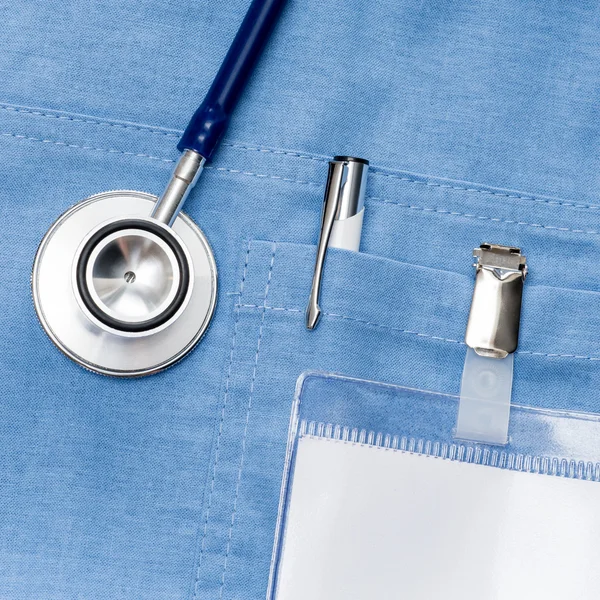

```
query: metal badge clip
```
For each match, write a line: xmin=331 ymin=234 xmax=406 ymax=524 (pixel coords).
xmin=306 ymin=156 xmax=369 ymax=330
xmin=465 ymin=243 xmax=527 ymax=359
xmin=457 ymin=243 xmax=527 ymax=445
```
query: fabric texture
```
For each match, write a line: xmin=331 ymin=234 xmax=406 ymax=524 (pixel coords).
xmin=2 ymin=0 xmax=600 ymax=598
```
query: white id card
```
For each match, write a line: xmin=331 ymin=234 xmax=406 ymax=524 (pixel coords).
xmin=269 ymin=373 xmax=600 ymax=599
xmin=275 ymin=436 xmax=600 ymax=600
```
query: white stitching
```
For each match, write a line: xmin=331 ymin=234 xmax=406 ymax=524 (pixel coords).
xmin=0 ymin=132 xmax=324 ymax=187
xmin=220 ymin=141 xmax=329 ymax=164
xmin=366 ymin=197 xmax=600 ymax=235
xmin=192 ymin=242 xmax=252 ymax=600
xmin=235 ymin=303 xmax=600 ymax=362
xmin=219 ymin=243 xmax=277 ymax=598
xmin=3 ymin=103 xmax=600 ymax=211
xmin=518 ymin=350 xmax=600 ymax=361
xmin=0 ymin=104 xmax=181 ymax=138
xmin=368 ymin=172 xmax=600 ymax=210
xmin=0 ymin=132 xmax=177 ymax=162
xmin=236 ymin=303 xmax=464 ymax=344
xmin=4 ymin=128 xmax=600 ymax=234
xmin=209 ymin=166 xmax=321 ymax=187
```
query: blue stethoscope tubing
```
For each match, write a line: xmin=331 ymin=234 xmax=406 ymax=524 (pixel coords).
xmin=180 ymin=0 xmax=286 ymax=160
xmin=32 ymin=0 xmax=287 ymax=377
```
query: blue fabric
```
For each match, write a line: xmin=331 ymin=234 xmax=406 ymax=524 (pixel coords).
xmin=2 ymin=0 xmax=600 ymax=598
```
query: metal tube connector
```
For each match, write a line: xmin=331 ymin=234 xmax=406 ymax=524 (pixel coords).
xmin=151 ymin=149 xmax=206 ymax=226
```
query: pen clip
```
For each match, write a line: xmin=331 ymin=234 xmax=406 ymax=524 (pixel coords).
xmin=306 ymin=157 xmax=369 ymax=330
xmin=306 ymin=160 xmax=345 ymax=330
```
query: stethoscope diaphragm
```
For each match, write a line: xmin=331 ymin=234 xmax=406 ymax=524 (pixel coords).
xmin=74 ymin=218 xmax=192 ymax=333
xmin=32 ymin=190 xmax=217 ymax=376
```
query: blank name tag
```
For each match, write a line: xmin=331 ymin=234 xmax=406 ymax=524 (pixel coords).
xmin=274 ymin=436 xmax=600 ymax=600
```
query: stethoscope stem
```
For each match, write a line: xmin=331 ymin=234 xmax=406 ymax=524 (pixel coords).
xmin=151 ymin=150 xmax=206 ymax=226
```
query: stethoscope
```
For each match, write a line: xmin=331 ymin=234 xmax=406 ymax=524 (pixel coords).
xmin=32 ymin=0 xmax=286 ymax=377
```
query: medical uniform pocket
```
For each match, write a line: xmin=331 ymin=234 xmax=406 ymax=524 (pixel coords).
xmin=194 ymin=238 xmax=600 ymax=599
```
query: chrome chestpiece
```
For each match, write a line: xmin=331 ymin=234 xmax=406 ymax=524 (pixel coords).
xmin=32 ymin=190 xmax=217 ymax=377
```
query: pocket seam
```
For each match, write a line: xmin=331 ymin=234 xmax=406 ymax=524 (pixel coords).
xmin=4 ymin=102 xmax=600 ymax=215
xmin=219 ymin=243 xmax=277 ymax=597
xmin=5 ymin=125 xmax=598 ymax=238
xmin=236 ymin=303 xmax=600 ymax=363
xmin=192 ymin=241 xmax=253 ymax=600
xmin=366 ymin=197 xmax=600 ymax=237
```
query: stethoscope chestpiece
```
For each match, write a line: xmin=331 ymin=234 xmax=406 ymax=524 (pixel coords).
xmin=32 ymin=190 xmax=217 ymax=377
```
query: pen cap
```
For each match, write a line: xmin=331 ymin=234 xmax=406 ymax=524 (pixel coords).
xmin=306 ymin=155 xmax=369 ymax=329
xmin=330 ymin=156 xmax=369 ymax=220
xmin=327 ymin=156 xmax=369 ymax=252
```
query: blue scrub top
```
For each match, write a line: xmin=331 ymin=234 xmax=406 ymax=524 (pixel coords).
xmin=2 ymin=1 xmax=600 ymax=598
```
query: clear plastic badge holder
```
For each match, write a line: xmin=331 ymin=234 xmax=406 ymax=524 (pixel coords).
xmin=268 ymin=372 xmax=600 ymax=600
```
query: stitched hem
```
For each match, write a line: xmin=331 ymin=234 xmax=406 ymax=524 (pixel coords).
xmin=3 ymin=129 xmax=600 ymax=237
xmin=2 ymin=101 xmax=600 ymax=212
xmin=235 ymin=303 xmax=600 ymax=362
xmin=219 ymin=243 xmax=277 ymax=598
xmin=192 ymin=242 xmax=252 ymax=600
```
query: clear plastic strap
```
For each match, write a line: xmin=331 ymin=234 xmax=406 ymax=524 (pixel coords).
xmin=456 ymin=348 xmax=514 ymax=445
